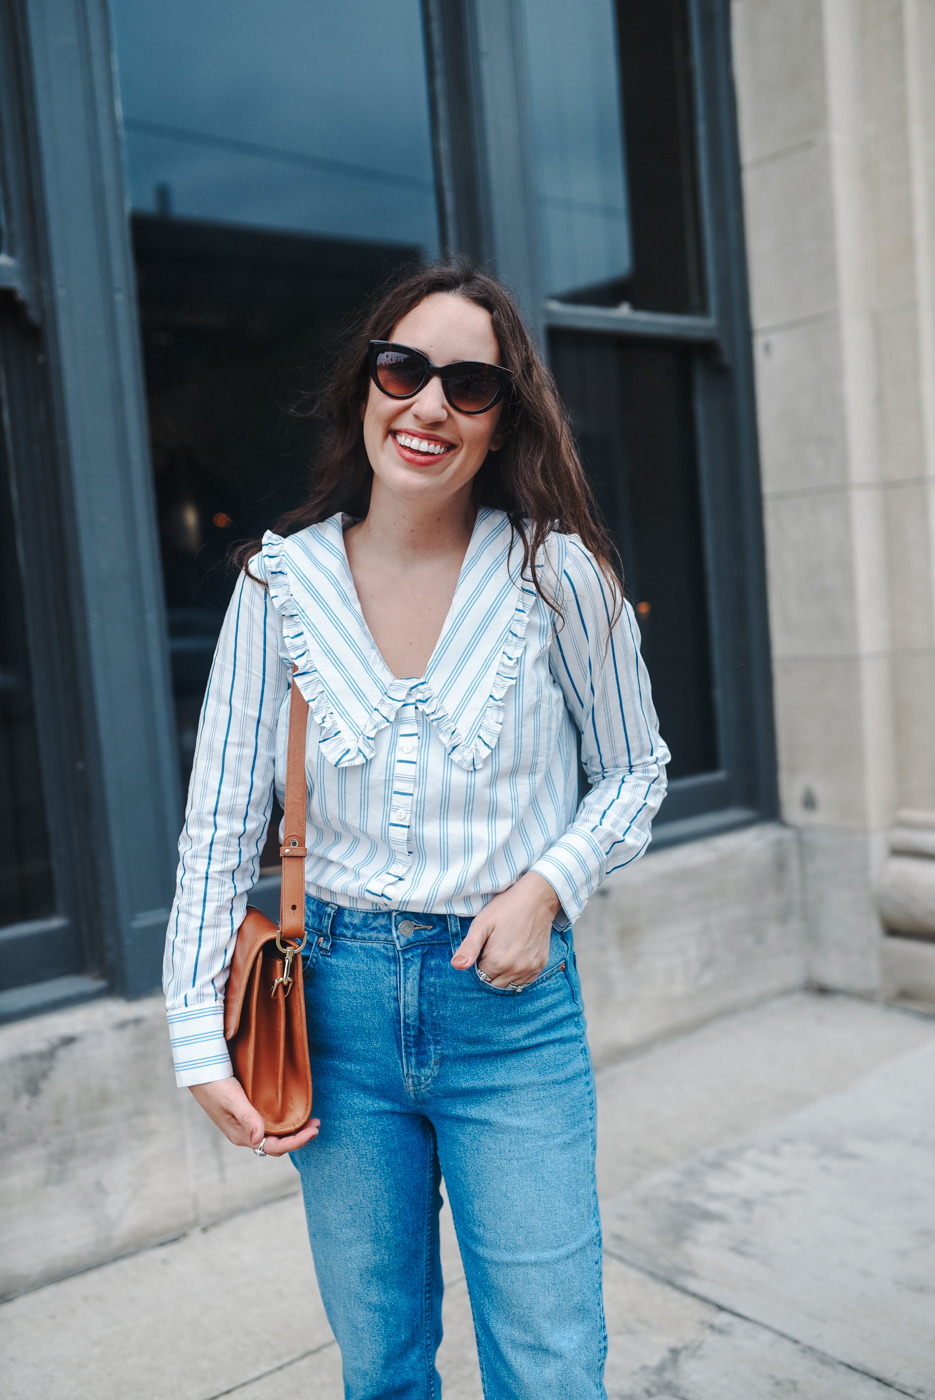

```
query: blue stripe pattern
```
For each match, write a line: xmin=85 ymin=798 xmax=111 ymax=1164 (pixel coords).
xmin=164 ymin=510 xmax=669 ymax=1086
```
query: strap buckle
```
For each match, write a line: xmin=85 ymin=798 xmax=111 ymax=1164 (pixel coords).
xmin=270 ymin=944 xmax=298 ymax=998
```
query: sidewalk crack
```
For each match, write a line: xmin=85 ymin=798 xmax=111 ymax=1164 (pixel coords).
xmin=204 ymin=1338 xmax=340 ymax=1399
xmin=603 ymin=1247 xmax=922 ymax=1399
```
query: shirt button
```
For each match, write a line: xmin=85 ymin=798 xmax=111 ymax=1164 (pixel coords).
xmin=401 ymin=741 xmax=415 ymax=755
xmin=393 ymin=807 xmax=407 ymax=821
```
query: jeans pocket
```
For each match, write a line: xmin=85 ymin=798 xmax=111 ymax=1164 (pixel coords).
xmin=473 ymin=928 xmax=570 ymax=995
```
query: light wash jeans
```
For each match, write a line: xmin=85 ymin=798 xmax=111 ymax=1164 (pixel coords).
xmin=291 ymin=895 xmax=607 ymax=1400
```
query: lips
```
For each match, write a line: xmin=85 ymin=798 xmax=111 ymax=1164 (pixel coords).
xmin=391 ymin=430 xmax=455 ymax=464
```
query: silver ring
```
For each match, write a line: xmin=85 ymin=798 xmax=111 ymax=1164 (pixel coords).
xmin=477 ymin=970 xmax=492 ymax=984
xmin=253 ymin=1136 xmax=268 ymax=1157
xmin=507 ymin=982 xmax=522 ymax=992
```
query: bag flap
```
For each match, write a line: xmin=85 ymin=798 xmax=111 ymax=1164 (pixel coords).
xmin=224 ymin=906 xmax=279 ymax=1041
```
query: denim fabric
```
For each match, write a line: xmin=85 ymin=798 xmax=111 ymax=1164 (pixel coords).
xmin=290 ymin=895 xmax=607 ymax=1400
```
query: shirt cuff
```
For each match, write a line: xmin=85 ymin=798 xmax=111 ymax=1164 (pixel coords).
xmin=167 ymin=1004 xmax=234 ymax=1088
xmin=531 ymin=828 xmax=606 ymax=924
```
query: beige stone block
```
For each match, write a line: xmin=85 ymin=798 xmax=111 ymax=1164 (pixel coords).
xmin=859 ymin=0 xmax=910 ymax=138
xmin=731 ymin=0 xmax=828 ymax=164
xmin=876 ymin=307 xmax=926 ymax=482
xmin=772 ymin=656 xmax=878 ymax=829
xmin=893 ymin=650 xmax=935 ymax=813
xmin=866 ymin=131 xmax=917 ymax=308
xmin=851 ymin=493 xmax=894 ymax=667
xmin=885 ymin=482 xmax=935 ymax=650
xmin=0 ymin=997 xmax=194 ymax=1299
xmin=754 ymin=317 xmax=848 ymax=495
xmin=741 ymin=141 xmax=838 ymax=329
xmin=574 ymin=824 xmax=804 ymax=1068
xmin=763 ymin=489 xmax=859 ymax=658
xmin=799 ymin=828 xmax=883 ymax=990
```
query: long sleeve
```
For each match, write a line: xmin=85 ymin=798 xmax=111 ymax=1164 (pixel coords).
xmin=531 ymin=535 xmax=669 ymax=923
xmin=163 ymin=570 xmax=291 ymax=1087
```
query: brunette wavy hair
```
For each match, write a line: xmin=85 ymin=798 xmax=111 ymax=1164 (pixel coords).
xmin=236 ymin=256 xmax=621 ymax=617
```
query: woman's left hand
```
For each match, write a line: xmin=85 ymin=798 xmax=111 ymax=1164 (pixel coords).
xmin=451 ymin=872 xmax=562 ymax=987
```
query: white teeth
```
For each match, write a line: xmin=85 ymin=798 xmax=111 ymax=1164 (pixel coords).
xmin=395 ymin=432 xmax=447 ymax=455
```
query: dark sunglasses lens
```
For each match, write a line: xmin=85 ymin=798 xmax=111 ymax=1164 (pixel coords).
xmin=374 ymin=349 xmax=425 ymax=398
xmin=446 ymin=368 xmax=502 ymax=412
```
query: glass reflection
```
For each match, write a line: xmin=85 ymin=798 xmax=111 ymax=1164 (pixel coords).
xmin=523 ymin=0 xmax=705 ymax=314
xmin=110 ymin=0 xmax=440 ymax=791
xmin=521 ymin=0 xmax=632 ymax=303
xmin=111 ymin=0 xmax=439 ymax=251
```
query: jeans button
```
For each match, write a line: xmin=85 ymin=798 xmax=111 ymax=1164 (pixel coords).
xmin=398 ymin=919 xmax=415 ymax=937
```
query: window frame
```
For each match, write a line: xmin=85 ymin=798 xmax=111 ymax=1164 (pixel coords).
xmin=423 ymin=0 xmax=778 ymax=844
xmin=0 ymin=0 xmax=182 ymax=1020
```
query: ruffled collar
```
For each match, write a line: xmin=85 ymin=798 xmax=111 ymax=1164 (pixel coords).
xmin=256 ymin=508 xmax=537 ymax=770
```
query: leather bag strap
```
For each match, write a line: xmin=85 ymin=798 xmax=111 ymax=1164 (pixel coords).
xmin=279 ymin=668 xmax=309 ymax=943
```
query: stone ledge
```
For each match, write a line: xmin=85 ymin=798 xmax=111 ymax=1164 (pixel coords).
xmin=575 ymin=822 xmax=806 ymax=1067
xmin=0 ymin=821 xmax=806 ymax=1296
xmin=0 ymin=990 xmax=297 ymax=1301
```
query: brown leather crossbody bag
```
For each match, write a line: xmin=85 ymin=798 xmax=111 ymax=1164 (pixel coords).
xmin=223 ymin=673 xmax=313 ymax=1135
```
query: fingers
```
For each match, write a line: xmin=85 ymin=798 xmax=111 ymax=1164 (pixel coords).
xmin=263 ymin=1118 xmax=321 ymax=1156
xmin=239 ymin=1103 xmax=267 ymax=1149
xmin=189 ymin=1079 xmax=317 ymax=1153
xmin=480 ymin=958 xmax=544 ymax=989
xmin=450 ymin=917 xmax=490 ymax=969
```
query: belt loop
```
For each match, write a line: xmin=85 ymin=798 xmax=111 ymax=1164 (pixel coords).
xmin=447 ymin=913 xmax=461 ymax=955
xmin=313 ymin=901 xmax=337 ymax=956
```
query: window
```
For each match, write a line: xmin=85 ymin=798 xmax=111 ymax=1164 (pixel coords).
xmin=517 ymin=0 xmax=775 ymax=835
xmin=110 ymin=0 xmax=441 ymax=790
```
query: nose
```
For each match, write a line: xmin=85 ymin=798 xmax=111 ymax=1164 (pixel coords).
xmin=410 ymin=374 xmax=448 ymax=423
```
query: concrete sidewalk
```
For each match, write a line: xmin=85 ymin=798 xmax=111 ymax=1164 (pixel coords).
xmin=2 ymin=991 xmax=934 ymax=1399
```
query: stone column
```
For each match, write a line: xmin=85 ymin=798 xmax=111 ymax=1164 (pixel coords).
xmin=732 ymin=0 xmax=935 ymax=996
xmin=875 ymin=0 xmax=935 ymax=993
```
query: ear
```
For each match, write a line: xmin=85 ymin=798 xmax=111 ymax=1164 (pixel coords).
xmin=489 ymin=428 xmax=507 ymax=453
xmin=359 ymin=399 xmax=367 ymax=422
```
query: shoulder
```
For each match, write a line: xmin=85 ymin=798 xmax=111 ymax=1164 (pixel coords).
xmin=248 ymin=516 xmax=345 ymax=589
xmin=538 ymin=530 xmax=621 ymax=618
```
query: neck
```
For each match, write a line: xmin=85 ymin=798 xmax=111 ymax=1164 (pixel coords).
xmin=355 ymin=479 xmax=477 ymax=562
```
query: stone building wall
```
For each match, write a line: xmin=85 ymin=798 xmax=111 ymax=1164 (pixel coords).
xmin=732 ymin=0 xmax=935 ymax=996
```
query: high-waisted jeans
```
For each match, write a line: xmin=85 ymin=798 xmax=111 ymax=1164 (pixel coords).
xmin=291 ymin=895 xmax=607 ymax=1400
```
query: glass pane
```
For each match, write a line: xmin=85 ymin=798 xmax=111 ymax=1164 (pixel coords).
xmin=0 ymin=414 xmax=55 ymax=926
xmin=521 ymin=0 xmax=632 ymax=303
xmin=523 ymin=0 xmax=705 ymax=313
xmin=550 ymin=332 xmax=716 ymax=779
xmin=112 ymin=0 xmax=439 ymax=250
xmin=110 ymin=0 xmax=440 ymax=785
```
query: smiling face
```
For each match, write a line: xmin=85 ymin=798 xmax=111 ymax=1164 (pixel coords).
xmin=361 ymin=292 xmax=505 ymax=512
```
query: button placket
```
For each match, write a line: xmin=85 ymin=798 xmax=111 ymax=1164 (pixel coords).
xmin=387 ymin=698 xmax=419 ymax=859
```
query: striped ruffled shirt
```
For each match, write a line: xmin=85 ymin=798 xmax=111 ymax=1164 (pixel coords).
xmin=164 ymin=507 xmax=669 ymax=1086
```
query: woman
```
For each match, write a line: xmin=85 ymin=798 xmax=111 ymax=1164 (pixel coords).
xmin=164 ymin=258 xmax=668 ymax=1399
